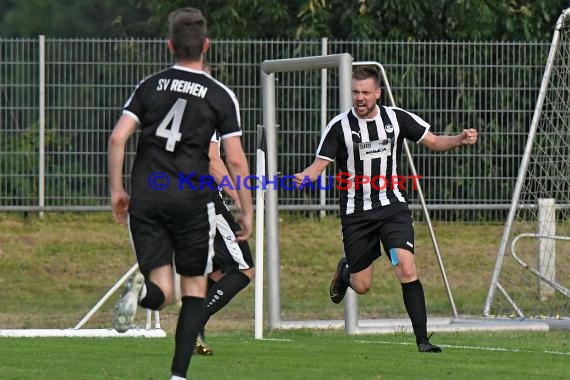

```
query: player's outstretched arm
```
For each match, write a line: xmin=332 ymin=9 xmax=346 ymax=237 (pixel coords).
xmin=420 ymin=128 xmax=478 ymax=152
xmin=293 ymin=158 xmax=331 ymax=188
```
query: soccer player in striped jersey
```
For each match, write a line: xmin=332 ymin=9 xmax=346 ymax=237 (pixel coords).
xmin=192 ymin=130 xmax=255 ymax=356
xmin=187 ymin=63 xmax=254 ymax=356
xmin=108 ymin=8 xmax=252 ymax=379
xmin=293 ymin=66 xmax=478 ymax=353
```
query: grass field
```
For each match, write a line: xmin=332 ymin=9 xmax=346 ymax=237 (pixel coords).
xmin=1 ymin=213 xmax=569 ymax=379
xmin=0 ymin=212 xmax=504 ymax=329
xmin=1 ymin=330 xmax=568 ymax=379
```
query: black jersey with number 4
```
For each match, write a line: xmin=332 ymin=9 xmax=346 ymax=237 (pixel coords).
xmin=123 ymin=65 xmax=242 ymax=205
xmin=316 ymin=105 xmax=430 ymax=216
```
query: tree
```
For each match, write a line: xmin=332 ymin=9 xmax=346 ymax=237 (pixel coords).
xmin=0 ymin=0 xmax=151 ymax=37
xmin=139 ymin=0 xmax=567 ymax=41
xmin=1 ymin=0 xmax=567 ymax=40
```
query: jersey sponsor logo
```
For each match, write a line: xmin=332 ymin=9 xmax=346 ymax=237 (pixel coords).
xmin=358 ymin=139 xmax=391 ymax=160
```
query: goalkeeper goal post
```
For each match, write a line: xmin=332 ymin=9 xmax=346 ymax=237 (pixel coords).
xmin=256 ymin=53 xmax=460 ymax=338
xmin=483 ymin=8 xmax=570 ymax=323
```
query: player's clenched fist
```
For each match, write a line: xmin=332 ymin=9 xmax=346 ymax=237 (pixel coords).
xmin=462 ymin=128 xmax=478 ymax=145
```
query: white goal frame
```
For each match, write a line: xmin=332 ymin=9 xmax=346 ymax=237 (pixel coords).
xmin=483 ymin=8 xmax=570 ymax=319
xmin=254 ymin=53 xmax=463 ymax=338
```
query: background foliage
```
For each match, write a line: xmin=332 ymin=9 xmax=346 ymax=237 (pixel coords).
xmin=1 ymin=0 xmax=567 ymax=41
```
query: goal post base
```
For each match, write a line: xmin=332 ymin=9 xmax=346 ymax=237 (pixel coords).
xmin=0 ymin=328 xmax=167 ymax=338
xmin=271 ymin=317 xmax=570 ymax=335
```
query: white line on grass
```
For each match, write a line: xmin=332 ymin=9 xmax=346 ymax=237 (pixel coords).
xmin=260 ymin=338 xmax=293 ymax=342
xmin=355 ymin=340 xmax=570 ymax=356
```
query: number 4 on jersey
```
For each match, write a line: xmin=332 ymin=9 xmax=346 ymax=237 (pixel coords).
xmin=156 ymin=98 xmax=187 ymax=152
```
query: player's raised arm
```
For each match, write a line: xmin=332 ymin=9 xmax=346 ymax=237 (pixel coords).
xmin=420 ymin=128 xmax=478 ymax=152
xmin=293 ymin=158 xmax=331 ymax=188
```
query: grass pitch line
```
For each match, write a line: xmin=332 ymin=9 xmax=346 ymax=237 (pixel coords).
xmin=356 ymin=339 xmax=570 ymax=356
xmin=259 ymin=338 xmax=293 ymax=342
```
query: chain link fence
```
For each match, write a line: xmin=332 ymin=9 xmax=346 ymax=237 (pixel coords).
xmin=0 ymin=37 xmax=549 ymax=221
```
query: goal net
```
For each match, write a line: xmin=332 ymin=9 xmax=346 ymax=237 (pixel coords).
xmin=484 ymin=8 xmax=570 ymax=319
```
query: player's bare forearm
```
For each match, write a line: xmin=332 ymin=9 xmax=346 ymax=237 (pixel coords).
xmin=228 ymin=159 xmax=252 ymax=215
xmin=230 ymin=164 xmax=253 ymax=240
xmin=108 ymin=115 xmax=138 ymax=192
xmin=221 ymin=136 xmax=253 ymax=239
xmin=221 ymin=186 xmax=240 ymax=208
xmin=108 ymin=141 xmax=126 ymax=194
xmin=108 ymin=114 xmax=138 ymax=224
xmin=208 ymin=144 xmax=241 ymax=207
xmin=421 ymin=129 xmax=478 ymax=152
xmin=108 ymin=139 xmax=129 ymax=225
xmin=293 ymin=158 xmax=331 ymax=187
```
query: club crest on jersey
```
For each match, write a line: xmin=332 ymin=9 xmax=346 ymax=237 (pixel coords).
xmin=385 ymin=124 xmax=394 ymax=133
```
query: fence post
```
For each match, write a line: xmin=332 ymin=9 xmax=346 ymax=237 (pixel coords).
xmin=319 ymin=37 xmax=328 ymax=220
xmin=38 ymin=35 xmax=46 ymax=218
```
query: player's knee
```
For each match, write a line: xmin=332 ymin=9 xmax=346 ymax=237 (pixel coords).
xmin=350 ymin=277 xmax=372 ymax=294
xmin=353 ymin=285 xmax=371 ymax=294
xmin=397 ymin=265 xmax=417 ymax=283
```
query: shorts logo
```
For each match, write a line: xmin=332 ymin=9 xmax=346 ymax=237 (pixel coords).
xmin=385 ymin=124 xmax=394 ymax=133
xmin=406 ymin=241 xmax=414 ymax=248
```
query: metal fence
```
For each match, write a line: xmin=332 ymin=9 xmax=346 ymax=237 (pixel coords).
xmin=0 ymin=37 xmax=550 ymax=221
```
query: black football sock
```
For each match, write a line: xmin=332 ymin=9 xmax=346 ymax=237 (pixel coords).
xmin=401 ymin=279 xmax=428 ymax=345
xmin=170 ymin=296 xmax=206 ymax=378
xmin=202 ymin=276 xmax=217 ymax=334
xmin=203 ymin=270 xmax=250 ymax=324
xmin=139 ymin=280 xmax=165 ymax=310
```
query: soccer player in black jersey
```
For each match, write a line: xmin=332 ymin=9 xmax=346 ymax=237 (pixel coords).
xmin=108 ymin=8 xmax=252 ymax=380
xmin=293 ymin=66 xmax=478 ymax=353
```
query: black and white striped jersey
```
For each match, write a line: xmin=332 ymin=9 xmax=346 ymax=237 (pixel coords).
xmin=316 ymin=105 xmax=430 ymax=216
xmin=123 ymin=65 xmax=242 ymax=204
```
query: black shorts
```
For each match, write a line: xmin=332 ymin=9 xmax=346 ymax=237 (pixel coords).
xmin=341 ymin=202 xmax=415 ymax=273
xmin=128 ymin=200 xmax=217 ymax=277
xmin=212 ymin=197 xmax=254 ymax=273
